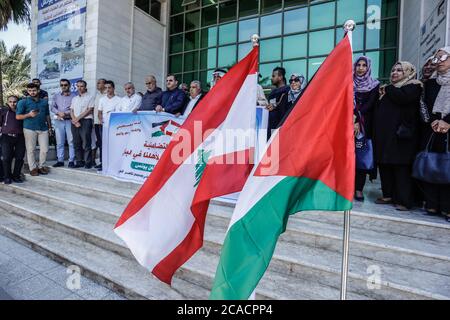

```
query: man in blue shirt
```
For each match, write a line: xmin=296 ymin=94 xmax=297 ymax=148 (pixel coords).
xmin=51 ymin=79 xmax=76 ymax=168
xmin=16 ymin=83 xmax=53 ymax=176
xmin=155 ymin=74 xmax=186 ymax=115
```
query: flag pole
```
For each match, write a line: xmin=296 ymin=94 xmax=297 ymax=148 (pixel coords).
xmin=340 ymin=20 xmax=356 ymax=301
xmin=340 ymin=210 xmax=351 ymax=300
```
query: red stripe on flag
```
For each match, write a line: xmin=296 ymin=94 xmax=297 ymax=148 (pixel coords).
xmin=152 ymin=149 xmax=254 ymax=284
xmin=115 ymin=48 xmax=258 ymax=228
xmin=255 ymin=35 xmax=355 ymax=201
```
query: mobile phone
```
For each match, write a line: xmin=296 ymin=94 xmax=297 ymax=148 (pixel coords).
xmin=32 ymin=109 xmax=40 ymax=113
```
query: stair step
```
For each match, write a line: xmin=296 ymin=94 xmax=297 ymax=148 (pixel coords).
xmin=0 ymin=189 xmax=446 ymax=299
xmin=0 ymin=208 xmax=208 ymax=300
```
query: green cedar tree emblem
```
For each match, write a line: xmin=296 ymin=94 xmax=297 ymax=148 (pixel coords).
xmin=194 ymin=149 xmax=212 ymax=187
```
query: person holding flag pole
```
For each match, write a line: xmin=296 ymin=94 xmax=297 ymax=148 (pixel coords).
xmin=209 ymin=21 xmax=357 ymax=301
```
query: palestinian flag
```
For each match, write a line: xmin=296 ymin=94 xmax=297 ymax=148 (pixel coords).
xmin=114 ymin=47 xmax=258 ymax=284
xmin=210 ymin=34 xmax=355 ymax=300
xmin=151 ymin=120 xmax=182 ymax=137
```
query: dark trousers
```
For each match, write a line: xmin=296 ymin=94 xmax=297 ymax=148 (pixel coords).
xmin=355 ymin=170 xmax=367 ymax=192
xmin=72 ymin=119 xmax=93 ymax=165
xmin=379 ymin=164 xmax=414 ymax=208
xmin=1 ymin=134 xmax=26 ymax=179
xmin=422 ymin=182 xmax=450 ymax=214
xmin=94 ymin=124 xmax=102 ymax=164
xmin=0 ymin=144 xmax=3 ymax=179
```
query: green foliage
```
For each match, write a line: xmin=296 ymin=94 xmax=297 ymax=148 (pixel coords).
xmin=1 ymin=40 xmax=31 ymax=105
xmin=0 ymin=0 xmax=31 ymax=30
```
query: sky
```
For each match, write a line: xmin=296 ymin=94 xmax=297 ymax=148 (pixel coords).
xmin=0 ymin=23 xmax=31 ymax=52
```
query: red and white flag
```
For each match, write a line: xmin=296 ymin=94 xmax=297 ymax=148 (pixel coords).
xmin=114 ymin=47 xmax=259 ymax=284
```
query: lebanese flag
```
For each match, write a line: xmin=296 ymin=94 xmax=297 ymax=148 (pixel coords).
xmin=114 ymin=47 xmax=259 ymax=284
xmin=210 ymin=34 xmax=355 ymax=300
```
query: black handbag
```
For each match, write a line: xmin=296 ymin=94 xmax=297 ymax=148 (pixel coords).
xmin=412 ymin=133 xmax=450 ymax=184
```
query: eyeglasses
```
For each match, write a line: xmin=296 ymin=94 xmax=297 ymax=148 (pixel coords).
xmin=60 ymin=84 xmax=69 ymax=87
xmin=289 ymin=78 xmax=301 ymax=84
xmin=432 ymin=54 xmax=449 ymax=64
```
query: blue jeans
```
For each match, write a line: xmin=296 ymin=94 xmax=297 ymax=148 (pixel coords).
xmin=54 ymin=119 xmax=75 ymax=162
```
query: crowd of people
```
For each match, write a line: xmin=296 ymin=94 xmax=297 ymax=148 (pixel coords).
xmin=0 ymin=46 xmax=449 ymax=222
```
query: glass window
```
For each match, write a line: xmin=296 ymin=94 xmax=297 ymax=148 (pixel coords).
xmin=366 ymin=19 xmax=397 ymax=50
xmin=260 ymin=13 xmax=282 ymax=38
xmin=183 ymin=72 xmax=198 ymax=85
xmin=171 ymin=0 xmax=183 ymax=15
xmin=219 ymin=0 xmax=237 ymax=23
xmin=199 ymin=70 xmax=209 ymax=89
xmin=284 ymin=0 xmax=308 ymax=8
xmin=150 ymin=1 xmax=161 ymax=21
xmin=260 ymin=38 xmax=282 ymax=63
xmin=336 ymin=24 xmax=364 ymax=52
xmin=239 ymin=0 xmax=259 ymax=17
xmin=283 ymin=59 xmax=307 ymax=80
xmin=202 ymin=5 xmax=217 ymax=27
xmin=184 ymin=30 xmax=200 ymax=51
xmin=218 ymin=22 xmax=237 ymax=45
xmin=200 ymin=48 xmax=217 ymax=69
xmin=308 ymin=57 xmax=326 ymax=80
xmin=238 ymin=42 xmax=253 ymax=60
xmin=202 ymin=0 xmax=217 ymax=6
xmin=284 ymin=7 xmax=308 ymax=34
xmin=259 ymin=62 xmax=280 ymax=86
xmin=380 ymin=19 xmax=398 ymax=48
xmin=184 ymin=51 xmax=199 ymax=72
xmin=366 ymin=49 xmax=397 ymax=79
xmin=135 ymin=0 xmax=149 ymax=14
xmin=185 ymin=10 xmax=200 ymax=31
xmin=218 ymin=45 xmax=237 ymax=68
xmin=368 ymin=0 xmax=399 ymax=19
xmin=283 ymin=34 xmax=307 ymax=60
xmin=238 ymin=18 xmax=258 ymax=42
xmin=201 ymin=26 xmax=217 ymax=48
xmin=309 ymin=2 xmax=336 ymax=30
xmin=170 ymin=34 xmax=184 ymax=54
xmin=309 ymin=29 xmax=334 ymax=56
xmin=170 ymin=15 xmax=184 ymax=34
xmin=337 ymin=0 xmax=365 ymax=25
xmin=169 ymin=54 xmax=183 ymax=74
xmin=261 ymin=0 xmax=282 ymax=14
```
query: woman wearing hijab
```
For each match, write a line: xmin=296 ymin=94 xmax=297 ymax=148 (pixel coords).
xmin=285 ymin=74 xmax=305 ymax=111
xmin=421 ymin=56 xmax=437 ymax=82
xmin=374 ymin=61 xmax=423 ymax=211
xmin=353 ymin=56 xmax=380 ymax=201
xmin=421 ymin=47 xmax=450 ymax=221
xmin=276 ymin=74 xmax=306 ymax=128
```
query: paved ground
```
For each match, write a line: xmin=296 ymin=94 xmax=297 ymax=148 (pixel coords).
xmin=0 ymin=234 xmax=126 ymax=300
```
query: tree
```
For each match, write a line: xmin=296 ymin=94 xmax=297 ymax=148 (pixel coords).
xmin=0 ymin=0 xmax=31 ymax=104
xmin=0 ymin=0 xmax=31 ymax=30
xmin=0 ymin=40 xmax=31 ymax=105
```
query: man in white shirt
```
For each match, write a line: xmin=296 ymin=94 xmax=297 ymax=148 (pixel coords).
xmin=182 ymin=80 xmax=204 ymax=117
xmin=92 ymin=78 xmax=106 ymax=169
xmin=97 ymin=80 xmax=122 ymax=171
xmin=119 ymin=82 xmax=142 ymax=112
xmin=70 ymin=80 xmax=95 ymax=169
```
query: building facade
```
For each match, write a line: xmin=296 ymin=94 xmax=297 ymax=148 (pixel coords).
xmin=31 ymin=0 xmax=449 ymax=95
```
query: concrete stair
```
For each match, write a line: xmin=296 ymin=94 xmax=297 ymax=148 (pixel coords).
xmin=0 ymin=167 xmax=449 ymax=300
